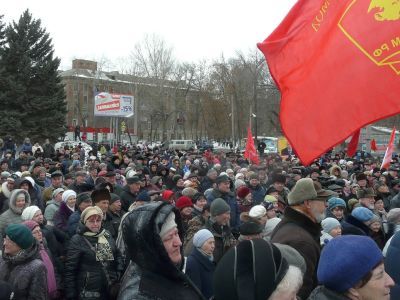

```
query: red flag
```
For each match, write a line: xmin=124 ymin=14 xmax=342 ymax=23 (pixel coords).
xmin=381 ymin=127 xmax=396 ymax=170
xmin=346 ymin=129 xmax=360 ymax=157
xmin=257 ymin=0 xmax=400 ymax=165
xmin=370 ymin=139 xmax=378 ymax=151
xmin=244 ymin=126 xmax=259 ymax=165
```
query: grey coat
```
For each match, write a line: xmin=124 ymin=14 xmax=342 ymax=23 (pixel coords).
xmin=308 ymin=286 xmax=350 ymax=300
xmin=0 ymin=241 xmax=48 ymax=300
xmin=0 ymin=189 xmax=31 ymax=241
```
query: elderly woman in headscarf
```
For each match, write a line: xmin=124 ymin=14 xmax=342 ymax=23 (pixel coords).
xmin=53 ymin=190 xmax=77 ymax=232
xmin=64 ymin=206 xmax=123 ymax=300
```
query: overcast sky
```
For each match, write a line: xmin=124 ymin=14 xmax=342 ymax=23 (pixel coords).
xmin=3 ymin=0 xmax=296 ymax=70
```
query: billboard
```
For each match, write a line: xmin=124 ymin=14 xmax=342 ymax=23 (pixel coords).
xmin=94 ymin=92 xmax=134 ymax=117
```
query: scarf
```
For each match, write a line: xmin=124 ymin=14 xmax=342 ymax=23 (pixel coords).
xmin=197 ymin=247 xmax=214 ymax=262
xmin=39 ymin=244 xmax=57 ymax=295
xmin=83 ymin=229 xmax=114 ymax=262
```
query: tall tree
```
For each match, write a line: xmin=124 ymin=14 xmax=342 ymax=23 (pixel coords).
xmin=0 ymin=10 xmax=66 ymax=143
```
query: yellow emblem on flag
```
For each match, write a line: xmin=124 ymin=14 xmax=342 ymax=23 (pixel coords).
xmin=338 ymin=0 xmax=400 ymax=75
xmin=368 ymin=0 xmax=400 ymax=21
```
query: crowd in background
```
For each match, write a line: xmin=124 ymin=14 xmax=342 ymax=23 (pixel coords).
xmin=0 ymin=136 xmax=398 ymax=299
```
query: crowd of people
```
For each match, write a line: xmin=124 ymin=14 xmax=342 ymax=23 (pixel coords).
xmin=0 ymin=137 xmax=399 ymax=300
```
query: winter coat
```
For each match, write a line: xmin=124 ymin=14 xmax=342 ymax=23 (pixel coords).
xmin=67 ymin=209 xmax=82 ymax=237
xmin=341 ymin=215 xmax=369 ymax=236
xmin=248 ymin=184 xmax=266 ymax=205
xmin=0 ymin=241 xmax=48 ymax=300
xmin=0 ymin=189 xmax=30 ymax=241
xmin=271 ymin=206 xmax=321 ymax=300
xmin=200 ymin=177 xmax=214 ymax=193
xmin=185 ymin=247 xmax=215 ymax=299
xmin=206 ymin=188 xmax=240 ymax=231
xmin=385 ymin=230 xmax=400 ymax=300
xmin=307 ymin=286 xmax=350 ymax=300
xmin=120 ymin=186 xmax=137 ymax=212
xmin=44 ymin=200 xmax=61 ymax=225
xmin=103 ymin=210 xmax=122 ymax=240
xmin=118 ymin=202 xmax=205 ymax=300
xmin=43 ymin=143 xmax=55 ymax=159
xmin=53 ymin=201 xmax=74 ymax=232
xmin=64 ymin=223 xmax=123 ymax=300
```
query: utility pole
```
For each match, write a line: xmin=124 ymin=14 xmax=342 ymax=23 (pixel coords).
xmin=231 ymin=94 xmax=235 ymax=149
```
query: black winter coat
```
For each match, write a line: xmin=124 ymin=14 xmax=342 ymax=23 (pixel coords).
xmin=186 ymin=247 xmax=215 ymax=299
xmin=341 ymin=215 xmax=369 ymax=236
xmin=64 ymin=224 xmax=123 ymax=300
xmin=103 ymin=210 xmax=122 ymax=240
xmin=120 ymin=186 xmax=137 ymax=212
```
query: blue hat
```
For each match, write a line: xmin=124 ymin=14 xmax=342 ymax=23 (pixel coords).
xmin=351 ymin=207 xmax=374 ymax=222
xmin=328 ymin=197 xmax=346 ymax=211
xmin=137 ymin=191 xmax=150 ymax=202
xmin=317 ymin=235 xmax=383 ymax=292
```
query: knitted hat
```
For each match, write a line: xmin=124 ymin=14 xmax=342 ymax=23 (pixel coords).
xmin=23 ymin=220 xmax=40 ymax=231
xmin=328 ymin=197 xmax=346 ymax=211
xmin=249 ymin=205 xmax=266 ymax=219
xmin=317 ymin=235 xmax=383 ymax=292
xmin=240 ymin=221 xmax=264 ymax=235
xmin=237 ymin=186 xmax=251 ymax=199
xmin=80 ymin=206 xmax=103 ymax=224
xmin=5 ymin=224 xmax=35 ymax=250
xmin=213 ymin=239 xmax=288 ymax=300
xmin=347 ymin=198 xmax=360 ymax=211
xmin=321 ymin=217 xmax=341 ymax=234
xmin=110 ymin=193 xmax=120 ymax=205
xmin=234 ymin=179 xmax=246 ymax=190
xmin=351 ymin=207 xmax=375 ymax=222
xmin=176 ymin=196 xmax=193 ymax=210
xmin=137 ymin=191 xmax=150 ymax=202
xmin=216 ymin=174 xmax=230 ymax=184
xmin=21 ymin=205 xmax=41 ymax=221
xmin=51 ymin=188 xmax=64 ymax=199
xmin=162 ymin=190 xmax=174 ymax=201
xmin=264 ymin=195 xmax=278 ymax=203
xmin=159 ymin=212 xmax=177 ymax=239
xmin=193 ymin=229 xmax=214 ymax=248
xmin=76 ymin=192 xmax=92 ymax=207
xmin=210 ymin=198 xmax=230 ymax=217
xmin=91 ymin=188 xmax=111 ymax=203
xmin=287 ymin=178 xmax=317 ymax=205
xmin=62 ymin=190 xmax=77 ymax=203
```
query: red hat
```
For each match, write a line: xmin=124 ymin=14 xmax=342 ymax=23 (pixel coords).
xmin=237 ymin=186 xmax=251 ymax=199
xmin=176 ymin=196 xmax=193 ymax=210
xmin=98 ymin=170 xmax=107 ymax=177
xmin=162 ymin=190 xmax=174 ymax=201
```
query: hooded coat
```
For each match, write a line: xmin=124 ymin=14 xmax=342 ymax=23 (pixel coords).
xmin=0 ymin=189 xmax=30 ymax=241
xmin=0 ymin=241 xmax=48 ymax=300
xmin=0 ymin=181 xmax=13 ymax=213
xmin=118 ymin=202 xmax=205 ymax=300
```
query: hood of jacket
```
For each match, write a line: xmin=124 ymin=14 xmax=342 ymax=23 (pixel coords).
xmin=1 ymin=181 xmax=11 ymax=199
xmin=9 ymin=189 xmax=31 ymax=214
xmin=121 ymin=201 xmax=185 ymax=280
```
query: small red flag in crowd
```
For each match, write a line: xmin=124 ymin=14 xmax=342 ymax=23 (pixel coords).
xmin=381 ymin=127 xmax=396 ymax=170
xmin=347 ymin=129 xmax=360 ymax=157
xmin=244 ymin=126 xmax=259 ymax=165
xmin=257 ymin=0 xmax=400 ymax=165
xmin=370 ymin=139 xmax=378 ymax=152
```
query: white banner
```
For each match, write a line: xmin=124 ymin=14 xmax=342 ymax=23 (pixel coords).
xmin=94 ymin=92 xmax=134 ymax=117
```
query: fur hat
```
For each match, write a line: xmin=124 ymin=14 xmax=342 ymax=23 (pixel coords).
xmin=356 ymin=188 xmax=376 ymax=199
xmin=213 ymin=239 xmax=288 ymax=300
xmin=288 ymin=178 xmax=317 ymax=205
xmin=91 ymin=188 xmax=111 ymax=203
